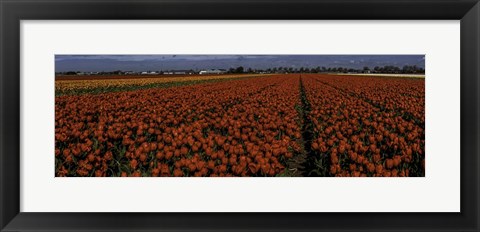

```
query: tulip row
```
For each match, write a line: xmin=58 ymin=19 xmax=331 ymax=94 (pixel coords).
xmin=55 ymin=74 xmax=267 ymax=96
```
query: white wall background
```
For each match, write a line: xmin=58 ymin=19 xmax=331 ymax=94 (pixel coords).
xmin=20 ymin=20 xmax=460 ymax=212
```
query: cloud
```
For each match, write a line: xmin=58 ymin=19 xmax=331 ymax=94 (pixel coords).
xmin=55 ymin=55 xmax=279 ymax=62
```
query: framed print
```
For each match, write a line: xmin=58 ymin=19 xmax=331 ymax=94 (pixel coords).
xmin=1 ymin=0 xmax=479 ymax=231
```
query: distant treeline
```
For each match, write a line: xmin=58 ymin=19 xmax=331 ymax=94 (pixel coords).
xmin=243 ymin=65 xmax=425 ymax=74
xmin=56 ymin=65 xmax=425 ymax=75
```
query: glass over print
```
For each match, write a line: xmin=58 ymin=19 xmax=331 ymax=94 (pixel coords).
xmin=55 ymin=55 xmax=425 ymax=178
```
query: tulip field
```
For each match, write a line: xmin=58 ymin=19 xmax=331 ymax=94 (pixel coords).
xmin=55 ymin=74 xmax=425 ymax=177
xmin=302 ymin=74 xmax=424 ymax=177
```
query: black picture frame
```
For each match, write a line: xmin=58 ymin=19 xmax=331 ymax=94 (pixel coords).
xmin=1 ymin=0 xmax=479 ymax=231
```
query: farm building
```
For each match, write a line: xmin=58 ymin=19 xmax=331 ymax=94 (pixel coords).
xmin=199 ymin=69 xmax=227 ymax=75
xmin=141 ymin=71 xmax=159 ymax=75
xmin=163 ymin=70 xmax=194 ymax=75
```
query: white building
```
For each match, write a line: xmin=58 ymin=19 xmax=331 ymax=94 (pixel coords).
xmin=141 ymin=71 xmax=158 ymax=75
xmin=199 ymin=69 xmax=226 ymax=75
xmin=163 ymin=70 xmax=192 ymax=75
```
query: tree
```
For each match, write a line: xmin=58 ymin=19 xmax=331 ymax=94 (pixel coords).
xmin=235 ymin=66 xmax=244 ymax=73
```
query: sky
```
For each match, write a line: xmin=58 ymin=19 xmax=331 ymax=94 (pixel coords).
xmin=55 ymin=55 xmax=425 ymax=72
